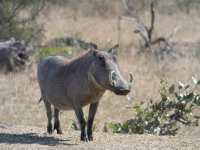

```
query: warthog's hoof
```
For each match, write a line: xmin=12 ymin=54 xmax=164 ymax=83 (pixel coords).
xmin=56 ymin=129 xmax=63 ymax=134
xmin=88 ymin=136 xmax=93 ymax=141
xmin=80 ymin=128 xmax=89 ymax=142
xmin=81 ymin=131 xmax=89 ymax=142
xmin=47 ymin=125 xmax=53 ymax=134
xmin=87 ymin=130 xmax=93 ymax=141
xmin=80 ymin=136 xmax=89 ymax=142
xmin=54 ymin=123 xmax=63 ymax=134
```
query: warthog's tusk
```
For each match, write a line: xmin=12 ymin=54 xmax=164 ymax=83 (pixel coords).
xmin=109 ymin=70 xmax=116 ymax=86
xmin=126 ymin=95 xmax=131 ymax=102
xmin=129 ymin=72 xmax=133 ymax=83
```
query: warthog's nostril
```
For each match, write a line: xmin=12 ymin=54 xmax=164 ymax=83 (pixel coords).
xmin=115 ymin=86 xmax=131 ymax=95
xmin=123 ymin=84 xmax=131 ymax=92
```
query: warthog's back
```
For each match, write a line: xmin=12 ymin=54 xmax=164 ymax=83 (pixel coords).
xmin=37 ymin=56 xmax=66 ymax=83
xmin=37 ymin=56 xmax=73 ymax=109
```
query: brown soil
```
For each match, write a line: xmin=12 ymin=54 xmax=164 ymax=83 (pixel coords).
xmin=0 ymin=124 xmax=200 ymax=150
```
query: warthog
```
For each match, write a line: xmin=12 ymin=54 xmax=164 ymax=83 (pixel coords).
xmin=37 ymin=45 xmax=133 ymax=141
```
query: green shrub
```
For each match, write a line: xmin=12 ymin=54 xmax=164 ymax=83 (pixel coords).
xmin=104 ymin=78 xmax=200 ymax=136
xmin=36 ymin=47 xmax=74 ymax=60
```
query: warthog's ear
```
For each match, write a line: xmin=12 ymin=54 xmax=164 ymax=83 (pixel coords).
xmin=92 ymin=50 xmax=98 ymax=57
xmin=107 ymin=44 xmax=119 ymax=56
xmin=89 ymin=44 xmax=97 ymax=51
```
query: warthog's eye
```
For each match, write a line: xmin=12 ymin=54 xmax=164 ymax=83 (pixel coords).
xmin=98 ymin=55 xmax=105 ymax=67
xmin=93 ymin=51 xmax=106 ymax=67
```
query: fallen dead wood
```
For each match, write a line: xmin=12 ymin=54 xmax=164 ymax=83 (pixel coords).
xmin=0 ymin=38 xmax=33 ymax=72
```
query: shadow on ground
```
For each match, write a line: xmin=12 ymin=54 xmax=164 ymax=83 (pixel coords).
xmin=0 ymin=133 xmax=76 ymax=146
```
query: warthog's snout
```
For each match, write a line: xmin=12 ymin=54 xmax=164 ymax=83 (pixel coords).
xmin=110 ymin=71 xmax=132 ymax=95
xmin=114 ymin=85 xmax=131 ymax=95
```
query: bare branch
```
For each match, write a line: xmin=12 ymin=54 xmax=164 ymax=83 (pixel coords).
xmin=151 ymin=37 xmax=168 ymax=46
xmin=120 ymin=16 xmax=150 ymax=45
xmin=167 ymin=25 xmax=181 ymax=42
xmin=121 ymin=0 xmax=132 ymax=15
xmin=121 ymin=0 xmax=129 ymax=12
xmin=148 ymin=1 xmax=155 ymax=41
xmin=117 ymin=16 xmax=121 ymax=46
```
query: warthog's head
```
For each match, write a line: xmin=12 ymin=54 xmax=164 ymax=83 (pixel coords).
xmin=89 ymin=44 xmax=133 ymax=95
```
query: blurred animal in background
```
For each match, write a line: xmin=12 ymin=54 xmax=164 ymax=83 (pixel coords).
xmin=0 ymin=38 xmax=33 ymax=72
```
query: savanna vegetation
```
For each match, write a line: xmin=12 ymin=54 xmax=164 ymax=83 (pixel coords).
xmin=0 ymin=0 xmax=200 ymax=149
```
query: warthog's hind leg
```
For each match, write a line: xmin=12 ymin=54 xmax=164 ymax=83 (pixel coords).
xmin=54 ymin=108 xmax=63 ymax=134
xmin=73 ymin=103 xmax=88 ymax=142
xmin=44 ymin=100 xmax=53 ymax=134
xmin=87 ymin=102 xmax=99 ymax=141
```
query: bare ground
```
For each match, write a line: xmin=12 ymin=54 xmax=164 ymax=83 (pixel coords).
xmin=0 ymin=124 xmax=200 ymax=150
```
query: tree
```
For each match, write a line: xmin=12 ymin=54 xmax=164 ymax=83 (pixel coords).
xmin=0 ymin=0 xmax=45 ymax=45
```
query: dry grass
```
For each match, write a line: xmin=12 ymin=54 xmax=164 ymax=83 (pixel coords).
xmin=0 ymin=6 xmax=200 ymax=149
xmin=39 ymin=6 xmax=200 ymax=45
xmin=1 ymin=43 xmax=200 ymax=131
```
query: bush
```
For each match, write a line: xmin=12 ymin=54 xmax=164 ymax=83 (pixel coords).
xmin=46 ymin=36 xmax=97 ymax=50
xmin=36 ymin=47 xmax=74 ymax=60
xmin=104 ymin=78 xmax=200 ymax=135
xmin=37 ymin=36 xmax=97 ymax=60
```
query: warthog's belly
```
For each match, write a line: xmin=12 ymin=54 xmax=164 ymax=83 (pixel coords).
xmin=46 ymin=97 xmax=73 ymax=110
xmin=54 ymin=105 xmax=73 ymax=110
xmin=47 ymin=94 xmax=103 ymax=111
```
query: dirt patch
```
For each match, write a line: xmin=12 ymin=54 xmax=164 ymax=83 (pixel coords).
xmin=0 ymin=124 xmax=199 ymax=150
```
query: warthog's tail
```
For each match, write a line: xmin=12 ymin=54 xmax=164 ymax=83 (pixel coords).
xmin=38 ymin=97 xmax=43 ymax=104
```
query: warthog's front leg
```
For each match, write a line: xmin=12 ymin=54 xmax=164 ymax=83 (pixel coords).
xmin=73 ymin=103 xmax=88 ymax=142
xmin=87 ymin=102 xmax=99 ymax=141
xmin=54 ymin=108 xmax=63 ymax=134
